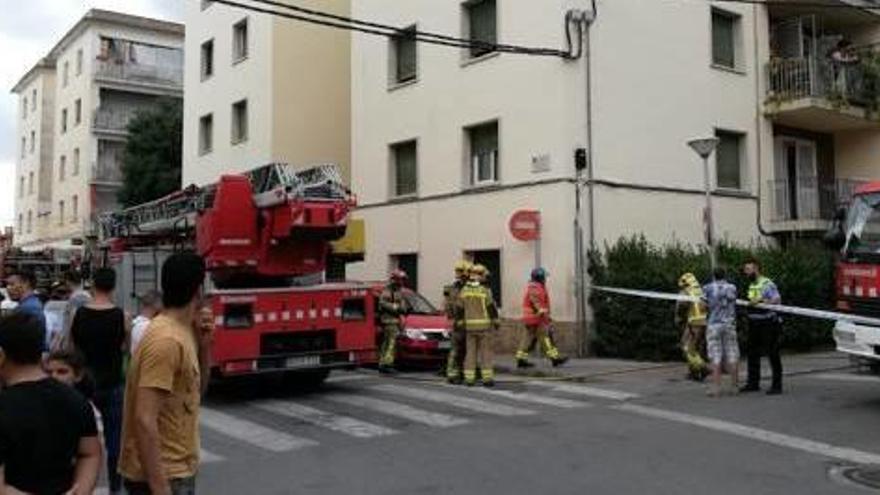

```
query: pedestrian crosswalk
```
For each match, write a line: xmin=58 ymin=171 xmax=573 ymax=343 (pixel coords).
xmin=194 ymin=377 xmax=635 ymax=465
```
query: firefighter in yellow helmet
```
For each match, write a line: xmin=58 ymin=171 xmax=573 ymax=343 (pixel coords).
xmin=378 ymin=269 xmax=409 ymax=374
xmin=675 ymin=272 xmax=709 ymax=381
xmin=456 ymin=264 xmax=498 ymax=387
xmin=443 ymin=260 xmax=471 ymax=384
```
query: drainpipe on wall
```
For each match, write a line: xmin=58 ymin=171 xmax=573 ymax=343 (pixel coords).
xmin=753 ymin=4 xmax=773 ymax=239
xmin=574 ymin=2 xmax=597 ymax=358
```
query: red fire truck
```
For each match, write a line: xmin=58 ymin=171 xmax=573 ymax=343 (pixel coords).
xmin=827 ymin=182 xmax=880 ymax=364
xmin=99 ymin=163 xmax=376 ymax=384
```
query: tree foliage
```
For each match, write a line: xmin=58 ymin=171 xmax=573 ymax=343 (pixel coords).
xmin=118 ymin=98 xmax=183 ymax=207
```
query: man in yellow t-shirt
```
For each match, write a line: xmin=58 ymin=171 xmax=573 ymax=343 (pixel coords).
xmin=119 ymin=253 xmax=213 ymax=495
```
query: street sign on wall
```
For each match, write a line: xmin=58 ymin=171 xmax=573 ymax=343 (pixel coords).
xmin=509 ymin=210 xmax=541 ymax=242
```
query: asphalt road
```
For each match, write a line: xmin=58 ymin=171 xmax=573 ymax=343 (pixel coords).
xmin=184 ymin=356 xmax=880 ymax=494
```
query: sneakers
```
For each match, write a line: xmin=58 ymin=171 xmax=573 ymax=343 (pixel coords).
xmin=766 ymin=388 xmax=783 ymax=396
xmin=516 ymin=359 xmax=535 ymax=369
xmin=551 ymin=356 xmax=569 ymax=368
xmin=739 ymin=385 xmax=760 ymax=393
xmin=378 ymin=365 xmax=397 ymax=375
xmin=447 ymin=376 xmax=463 ymax=385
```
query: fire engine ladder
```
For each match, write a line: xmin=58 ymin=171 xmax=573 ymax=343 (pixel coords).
xmin=98 ymin=163 xmax=348 ymax=242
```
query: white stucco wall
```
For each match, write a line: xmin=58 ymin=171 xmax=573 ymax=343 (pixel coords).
xmin=835 ymin=130 xmax=880 ymax=181
xmin=183 ymin=2 xmax=274 ymax=186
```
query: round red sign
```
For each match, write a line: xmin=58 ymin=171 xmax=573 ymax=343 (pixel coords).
xmin=509 ymin=210 xmax=541 ymax=242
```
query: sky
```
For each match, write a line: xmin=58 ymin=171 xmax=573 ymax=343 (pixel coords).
xmin=0 ymin=0 xmax=184 ymax=228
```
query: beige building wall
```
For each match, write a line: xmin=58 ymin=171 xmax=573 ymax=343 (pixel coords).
xmin=835 ymin=130 xmax=880 ymax=181
xmin=183 ymin=0 xmax=352 ymax=186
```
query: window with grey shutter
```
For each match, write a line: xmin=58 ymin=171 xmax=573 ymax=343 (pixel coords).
xmin=712 ymin=10 xmax=737 ymax=69
xmin=715 ymin=130 xmax=744 ymax=190
xmin=466 ymin=0 xmax=497 ymax=58
xmin=391 ymin=140 xmax=418 ymax=197
xmin=393 ymin=27 xmax=417 ymax=83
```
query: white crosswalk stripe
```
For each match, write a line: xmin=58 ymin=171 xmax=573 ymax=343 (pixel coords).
xmin=530 ymin=382 xmax=640 ymax=401
xmin=464 ymin=387 xmax=592 ymax=409
xmin=372 ymin=384 xmax=535 ymax=416
xmin=200 ymin=407 xmax=318 ymax=452
xmin=255 ymin=400 xmax=398 ymax=438
xmin=326 ymin=393 xmax=470 ymax=428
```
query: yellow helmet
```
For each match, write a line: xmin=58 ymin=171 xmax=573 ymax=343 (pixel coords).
xmin=470 ymin=264 xmax=488 ymax=277
xmin=454 ymin=260 xmax=471 ymax=273
xmin=678 ymin=272 xmax=698 ymax=288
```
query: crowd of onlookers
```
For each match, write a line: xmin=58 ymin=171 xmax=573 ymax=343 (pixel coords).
xmin=0 ymin=252 xmax=210 ymax=495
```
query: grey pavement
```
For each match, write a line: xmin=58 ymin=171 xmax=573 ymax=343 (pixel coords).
xmin=186 ymin=352 xmax=879 ymax=494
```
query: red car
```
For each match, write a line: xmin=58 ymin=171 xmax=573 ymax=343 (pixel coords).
xmin=373 ymin=286 xmax=452 ymax=368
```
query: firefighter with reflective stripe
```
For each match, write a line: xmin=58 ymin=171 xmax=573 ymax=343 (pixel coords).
xmin=378 ymin=270 xmax=408 ymax=374
xmin=457 ymin=264 xmax=498 ymax=387
xmin=675 ymin=272 xmax=709 ymax=381
xmin=443 ymin=260 xmax=471 ymax=384
xmin=516 ymin=268 xmax=568 ymax=369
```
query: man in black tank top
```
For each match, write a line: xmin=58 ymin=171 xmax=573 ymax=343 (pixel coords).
xmin=71 ymin=267 xmax=128 ymax=494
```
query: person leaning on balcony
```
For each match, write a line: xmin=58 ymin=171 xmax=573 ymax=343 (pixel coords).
xmin=828 ymin=39 xmax=859 ymax=91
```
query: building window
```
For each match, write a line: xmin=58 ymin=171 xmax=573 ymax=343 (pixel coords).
xmin=233 ymin=18 xmax=249 ymax=63
xmin=390 ymin=253 xmax=419 ymax=291
xmin=201 ymin=39 xmax=214 ymax=80
xmin=715 ymin=130 xmax=745 ymax=190
xmin=26 ymin=211 xmax=32 ymax=234
xmin=73 ymin=148 xmax=80 ymax=176
xmin=71 ymin=195 xmax=78 ymax=224
xmin=201 ymin=0 xmax=213 ymax=10
xmin=19 ymin=177 xmax=24 ymax=198
xmin=22 ymin=97 xmax=27 ymax=119
xmin=466 ymin=121 xmax=499 ymax=186
xmin=199 ymin=114 xmax=213 ymax=155
xmin=61 ymin=108 xmax=68 ymax=133
xmin=76 ymin=49 xmax=83 ymax=75
xmin=74 ymin=99 xmax=82 ymax=126
xmin=31 ymin=89 xmax=36 ymax=111
xmin=29 ymin=131 xmax=35 ymax=154
xmin=59 ymin=155 xmax=66 ymax=182
xmin=464 ymin=0 xmax=497 ymax=59
xmin=231 ymin=100 xmax=248 ymax=144
xmin=20 ymin=137 xmax=25 ymax=159
xmin=63 ymin=61 xmax=69 ymax=87
xmin=712 ymin=9 xmax=740 ymax=70
xmin=27 ymin=172 xmax=33 ymax=195
xmin=58 ymin=201 xmax=65 ymax=226
xmin=391 ymin=26 xmax=417 ymax=84
xmin=465 ymin=249 xmax=501 ymax=306
xmin=390 ymin=140 xmax=418 ymax=197
xmin=17 ymin=214 xmax=22 ymax=234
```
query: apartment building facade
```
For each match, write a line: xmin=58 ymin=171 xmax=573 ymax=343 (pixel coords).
xmin=11 ymin=9 xmax=184 ymax=249
xmin=349 ymin=0 xmax=880 ymax=352
xmin=182 ymin=0 xmax=351 ymax=186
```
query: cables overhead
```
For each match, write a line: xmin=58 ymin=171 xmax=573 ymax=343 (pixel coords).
xmin=209 ymin=0 xmax=589 ymax=59
xmin=710 ymin=0 xmax=880 ymax=10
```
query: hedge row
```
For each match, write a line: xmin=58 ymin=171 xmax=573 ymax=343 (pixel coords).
xmin=587 ymin=236 xmax=835 ymax=361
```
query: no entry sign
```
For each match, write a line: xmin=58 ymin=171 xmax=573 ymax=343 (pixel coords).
xmin=509 ymin=210 xmax=541 ymax=242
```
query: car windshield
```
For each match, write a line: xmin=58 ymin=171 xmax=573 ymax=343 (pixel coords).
xmin=403 ymin=290 xmax=439 ymax=315
xmin=844 ymin=192 xmax=880 ymax=259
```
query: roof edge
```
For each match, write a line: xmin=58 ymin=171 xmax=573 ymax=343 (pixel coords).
xmin=47 ymin=8 xmax=184 ymax=59
xmin=11 ymin=58 xmax=56 ymax=94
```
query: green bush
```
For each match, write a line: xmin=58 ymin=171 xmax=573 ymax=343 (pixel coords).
xmin=588 ymin=236 xmax=835 ymax=361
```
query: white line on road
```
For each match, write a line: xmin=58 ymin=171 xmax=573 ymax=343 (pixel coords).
xmin=372 ymin=384 xmax=535 ymax=416
xmin=530 ymin=382 xmax=640 ymax=401
xmin=327 ymin=374 xmax=372 ymax=383
xmin=200 ymin=407 xmax=318 ymax=452
xmin=326 ymin=394 xmax=470 ymax=428
xmin=464 ymin=387 xmax=592 ymax=409
xmin=812 ymin=373 xmax=880 ymax=384
xmin=200 ymin=448 xmax=225 ymax=463
xmin=255 ymin=400 xmax=398 ymax=438
xmin=616 ymin=403 xmax=880 ymax=465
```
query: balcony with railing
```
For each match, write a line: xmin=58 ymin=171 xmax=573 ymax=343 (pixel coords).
xmin=766 ymin=177 xmax=866 ymax=231
xmin=92 ymin=106 xmax=145 ymax=135
xmin=93 ymin=39 xmax=183 ymax=91
xmin=91 ymin=160 xmax=124 ymax=186
xmin=765 ymin=16 xmax=880 ymax=132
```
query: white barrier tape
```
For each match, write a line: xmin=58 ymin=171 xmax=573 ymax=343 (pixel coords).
xmin=592 ymin=286 xmax=880 ymax=328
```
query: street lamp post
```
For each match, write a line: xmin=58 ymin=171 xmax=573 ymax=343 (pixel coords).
xmin=687 ymin=137 xmax=720 ymax=275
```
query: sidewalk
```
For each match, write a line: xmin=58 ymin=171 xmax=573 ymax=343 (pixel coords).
xmin=494 ymin=351 xmax=855 ymax=383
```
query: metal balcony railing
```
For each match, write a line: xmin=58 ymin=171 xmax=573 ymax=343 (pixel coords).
xmin=92 ymin=107 xmax=144 ymax=133
xmin=94 ymin=59 xmax=183 ymax=87
xmin=91 ymin=161 xmax=124 ymax=185
xmin=767 ymin=178 xmax=866 ymax=223
xmin=766 ymin=54 xmax=875 ymax=108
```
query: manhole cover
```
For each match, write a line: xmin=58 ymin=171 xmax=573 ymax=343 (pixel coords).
xmin=833 ymin=465 xmax=880 ymax=490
